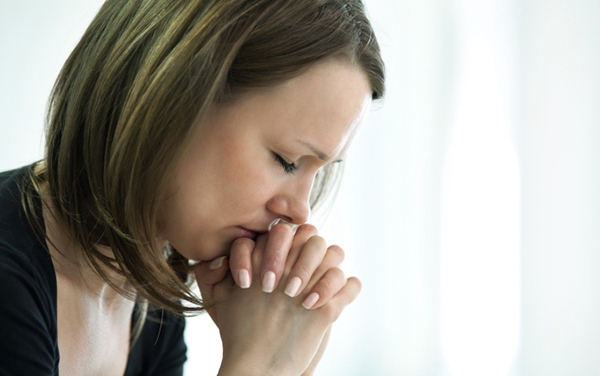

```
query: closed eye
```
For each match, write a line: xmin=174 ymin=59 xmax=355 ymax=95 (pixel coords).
xmin=272 ymin=152 xmax=298 ymax=174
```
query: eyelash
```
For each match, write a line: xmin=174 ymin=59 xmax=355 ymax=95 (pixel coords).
xmin=272 ymin=153 xmax=298 ymax=174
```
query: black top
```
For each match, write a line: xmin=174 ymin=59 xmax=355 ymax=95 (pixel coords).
xmin=0 ymin=166 xmax=187 ymax=375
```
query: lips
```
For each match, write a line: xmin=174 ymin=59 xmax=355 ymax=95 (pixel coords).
xmin=235 ymin=226 xmax=268 ymax=240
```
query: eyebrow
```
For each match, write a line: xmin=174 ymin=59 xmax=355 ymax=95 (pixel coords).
xmin=296 ymin=140 xmax=330 ymax=161
xmin=296 ymin=139 xmax=344 ymax=163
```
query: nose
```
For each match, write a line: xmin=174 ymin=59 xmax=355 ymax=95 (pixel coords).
xmin=266 ymin=177 xmax=312 ymax=225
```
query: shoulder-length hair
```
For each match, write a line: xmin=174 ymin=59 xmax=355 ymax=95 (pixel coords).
xmin=26 ymin=0 xmax=385 ymax=315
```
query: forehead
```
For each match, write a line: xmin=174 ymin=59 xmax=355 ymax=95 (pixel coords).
xmin=219 ymin=59 xmax=373 ymax=159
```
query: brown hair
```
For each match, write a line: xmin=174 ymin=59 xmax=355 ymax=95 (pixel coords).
xmin=25 ymin=0 xmax=385 ymax=316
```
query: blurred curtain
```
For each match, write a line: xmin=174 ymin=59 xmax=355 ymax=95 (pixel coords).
xmin=316 ymin=0 xmax=600 ymax=375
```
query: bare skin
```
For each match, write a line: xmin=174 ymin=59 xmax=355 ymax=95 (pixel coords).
xmin=37 ymin=59 xmax=371 ymax=375
xmin=42 ymin=195 xmax=351 ymax=376
xmin=197 ymin=232 xmax=361 ymax=376
xmin=40 ymin=182 xmax=134 ymax=376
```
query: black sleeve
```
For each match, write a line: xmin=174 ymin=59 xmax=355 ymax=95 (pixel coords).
xmin=125 ymin=308 xmax=187 ymax=376
xmin=0 ymin=242 xmax=59 ymax=375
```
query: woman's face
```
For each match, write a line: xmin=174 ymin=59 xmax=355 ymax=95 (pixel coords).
xmin=159 ymin=59 xmax=372 ymax=261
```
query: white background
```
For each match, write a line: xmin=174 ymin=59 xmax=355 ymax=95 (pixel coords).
xmin=1 ymin=0 xmax=599 ymax=375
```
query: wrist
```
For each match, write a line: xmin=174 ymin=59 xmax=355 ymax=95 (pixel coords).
xmin=218 ymin=358 xmax=269 ymax=376
xmin=218 ymin=356 xmax=299 ymax=376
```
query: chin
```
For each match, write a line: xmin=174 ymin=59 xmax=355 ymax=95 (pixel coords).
xmin=178 ymin=241 xmax=230 ymax=263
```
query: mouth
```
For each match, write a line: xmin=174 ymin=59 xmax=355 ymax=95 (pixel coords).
xmin=235 ymin=226 xmax=268 ymax=240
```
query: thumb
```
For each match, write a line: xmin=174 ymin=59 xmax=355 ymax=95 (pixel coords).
xmin=194 ymin=256 xmax=229 ymax=303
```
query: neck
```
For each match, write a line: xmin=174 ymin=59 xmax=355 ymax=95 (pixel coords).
xmin=39 ymin=181 xmax=132 ymax=302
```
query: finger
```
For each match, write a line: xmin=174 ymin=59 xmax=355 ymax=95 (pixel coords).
xmin=212 ymin=272 xmax=237 ymax=300
xmin=301 ymin=267 xmax=346 ymax=310
xmin=198 ymin=270 xmax=236 ymax=324
xmin=304 ymin=244 xmax=345 ymax=291
xmin=194 ymin=259 xmax=228 ymax=323
xmin=282 ymin=235 xmax=327 ymax=298
xmin=228 ymin=237 xmax=255 ymax=289
xmin=251 ymin=233 xmax=269 ymax=270
xmin=259 ymin=223 xmax=294 ymax=293
xmin=284 ymin=224 xmax=319 ymax=271
xmin=194 ymin=256 xmax=230 ymax=291
xmin=318 ymin=276 xmax=362 ymax=322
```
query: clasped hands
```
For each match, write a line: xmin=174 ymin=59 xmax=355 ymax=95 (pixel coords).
xmin=193 ymin=223 xmax=361 ymax=376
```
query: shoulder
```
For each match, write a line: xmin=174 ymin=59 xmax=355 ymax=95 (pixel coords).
xmin=0 ymin=235 xmax=56 ymax=312
xmin=0 ymin=242 xmax=56 ymax=350
xmin=0 ymin=165 xmax=55 ymax=304
xmin=0 ymin=236 xmax=59 ymax=375
xmin=0 ymin=166 xmax=59 ymax=375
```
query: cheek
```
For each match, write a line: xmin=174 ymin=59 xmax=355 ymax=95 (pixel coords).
xmin=217 ymin=138 xmax=278 ymax=204
xmin=218 ymin=157 xmax=274 ymax=212
xmin=162 ymin=126 xmax=281 ymax=242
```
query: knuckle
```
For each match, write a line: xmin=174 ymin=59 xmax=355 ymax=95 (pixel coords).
xmin=231 ymin=237 xmax=255 ymax=252
xmin=354 ymin=277 xmax=363 ymax=292
xmin=327 ymin=244 xmax=345 ymax=261
xmin=296 ymin=223 xmax=318 ymax=236
xmin=294 ymin=262 xmax=312 ymax=279
xmin=267 ymin=234 xmax=292 ymax=255
xmin=318 ymin=279 xmax=335 ymax=296
xmin=314 ymin=269 xmax=345 ymax=297
xmin=307 ymin=235 xmax=327 ymax=249
xmin=329 ymin=267 xmax=345 ymax=281
xmin=230 ymin=257 xmax=250 ymax=271
xmin=271 ymin=222 xmax=294 ymax=237
xmin=348 ymin=277 xmax=362 ymax=294
xmin=265 ymin=250 xmax=286 ymax=268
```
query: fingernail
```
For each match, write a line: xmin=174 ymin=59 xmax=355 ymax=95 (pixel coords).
xmin=262 ymin=271 xmax=276 ymax=293
xmin=302 ymin=292 xmax=320 ymax=309
xmin=238 ymin=269 xmax=251 ymax=289
xmin=284 ymin=277 xmax=302 ymax=297
xmin=209 ymin=256 xmax=226 ymax=270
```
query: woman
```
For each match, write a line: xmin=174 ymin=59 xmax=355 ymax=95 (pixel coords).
xmin=0 ymin=0 xmax=384 ymax=374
